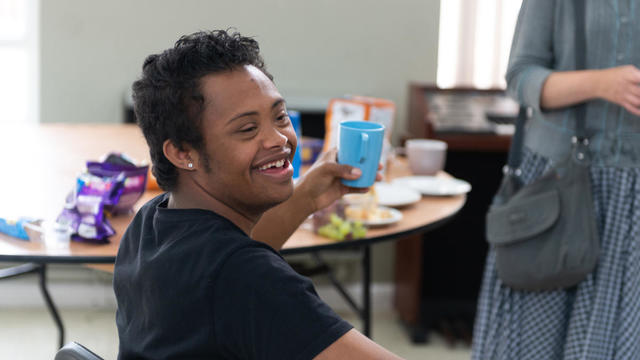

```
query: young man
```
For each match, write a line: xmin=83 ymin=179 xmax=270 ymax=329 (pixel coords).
xmin=113 ymin=30 xmax=402 ymax=359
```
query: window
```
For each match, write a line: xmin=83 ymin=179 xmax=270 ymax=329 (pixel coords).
xmin=0 ymin=0 xmax=38 ymax=124
xmin=437 ymin=0 xmax=522 ymax=89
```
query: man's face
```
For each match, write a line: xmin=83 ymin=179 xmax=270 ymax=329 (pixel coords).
xmin=193 ymin=65 xmax=297 ymax=217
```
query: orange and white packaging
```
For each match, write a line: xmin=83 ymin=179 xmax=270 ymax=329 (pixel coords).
xmin=324 ymin=96 xmax=396 ymax=177
xmin=324 ymin=96 xmax=395 ymax=151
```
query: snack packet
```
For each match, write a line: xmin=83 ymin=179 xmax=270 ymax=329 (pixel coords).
xmin=57 ymin=153 xmax=148 ymax=243
xmin=324 ymin=96 xmax=396 ymax=179
xmin=86 ymin=153 xmax=148 ymax=214
xmin=57 ymin=173 xmax=118 ymax=243
xmin=0 ymin=217 xmax=35 ymax=240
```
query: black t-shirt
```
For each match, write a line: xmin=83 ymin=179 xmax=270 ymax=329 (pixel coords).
xmin=114 ymin=194 xmax=352 ymax=359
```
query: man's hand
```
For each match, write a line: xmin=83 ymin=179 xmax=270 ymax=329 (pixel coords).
xmin=297 ymin=148 xmax=381 ymax=213
xmin=252 ymin=148 xmax=382 ymax=250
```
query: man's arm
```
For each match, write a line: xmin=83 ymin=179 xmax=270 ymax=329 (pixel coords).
xmin=252 ymin=149 xmax=366 ymax=250
xmin=314 ymin=329 xmax=403 ymax=360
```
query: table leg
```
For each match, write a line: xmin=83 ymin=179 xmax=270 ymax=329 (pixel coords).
xmin=310 ymin=253 xmax=360 ymax=315
xmin=37 ymin=264 xmax=65 ymax=349
xmin=308 ymin=249 xmax=372 ymax=338
xmin=362 ymin=245 xmax=371 ymax=338
xmin=0 ymin=263 xmax=39 ymax=279
xmin=0 ymin=263 xmax=66 ymax=349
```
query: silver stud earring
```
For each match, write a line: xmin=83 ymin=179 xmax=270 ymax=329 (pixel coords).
xmin=187 ymin=162 xmax=193 ymax=169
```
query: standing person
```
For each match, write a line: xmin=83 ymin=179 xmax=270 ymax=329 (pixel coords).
xmin=473 ymin=1 xmax=640 ymax=359
xmin=113 ymin=30 xmax=402 ymax=359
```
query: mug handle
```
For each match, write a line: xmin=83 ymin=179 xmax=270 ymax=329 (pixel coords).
xmin=359 ymin=133 xmax=369 ymax=164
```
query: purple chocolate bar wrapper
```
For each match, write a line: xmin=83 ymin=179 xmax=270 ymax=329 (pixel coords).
xmin=86 ymin=160 xmax=148 ymax=214
xmin=57 ymin=153 xmax=148 ymax=243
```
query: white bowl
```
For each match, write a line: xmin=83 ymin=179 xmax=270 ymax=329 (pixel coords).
xmin=405 ymin=139 xmax=447 ymax=175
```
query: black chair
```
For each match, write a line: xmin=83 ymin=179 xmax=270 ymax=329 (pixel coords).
xmin=54 ymin=342 xmax=104 ymax=360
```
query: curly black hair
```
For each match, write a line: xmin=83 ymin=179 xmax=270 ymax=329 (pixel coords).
xmin=132 ymin=30 xmax=272 ymax=191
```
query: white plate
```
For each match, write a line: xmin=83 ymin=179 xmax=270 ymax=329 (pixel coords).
xmin=373 ymin=182 xmax=421 ymax=207
xmin=392 ymin=176 xmax=471 ymax=196
xmin=360 ymin=206 xmax=403 ymax=227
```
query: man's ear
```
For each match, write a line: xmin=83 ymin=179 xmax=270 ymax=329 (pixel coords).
xmin=163 ymin=139 xmax=198 ymax=171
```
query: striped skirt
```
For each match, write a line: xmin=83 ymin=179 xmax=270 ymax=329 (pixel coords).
xmin=472 ymin=149 xmax=640 ymax=360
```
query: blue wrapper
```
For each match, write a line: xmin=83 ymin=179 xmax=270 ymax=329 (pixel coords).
xmin=0 ymin=217 xmax=33 ymax=240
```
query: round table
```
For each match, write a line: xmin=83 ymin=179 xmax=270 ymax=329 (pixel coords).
xmin=0 ymin=124 xmax=465 ymax=345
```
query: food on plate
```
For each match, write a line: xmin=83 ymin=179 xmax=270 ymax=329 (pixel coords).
xmin=344 ymin=205 xmax=392 ymax=222
xmin=311 ymin=202 xmax=367 ymax=241
xmin=343 ymin=186 xmax=392 ymax=221
xmin=316 ymin=213 xmax=367 ymax=241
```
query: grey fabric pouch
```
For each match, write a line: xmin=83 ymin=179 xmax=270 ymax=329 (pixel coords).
xmin=485 ymin=139 xmax=599 ymax=291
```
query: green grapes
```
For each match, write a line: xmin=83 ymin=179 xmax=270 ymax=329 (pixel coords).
xmin=317 ymin=214 xmax=367 ymax=241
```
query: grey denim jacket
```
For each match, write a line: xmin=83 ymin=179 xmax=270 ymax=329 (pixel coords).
xmin=507 ymin=0 xmax=640 ymax=167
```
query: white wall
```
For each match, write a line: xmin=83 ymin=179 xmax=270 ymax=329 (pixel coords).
xmin=40 ymin=0 xmax=441 ymax=282
xmin=40 ymin=0 xmax=440 ymax=144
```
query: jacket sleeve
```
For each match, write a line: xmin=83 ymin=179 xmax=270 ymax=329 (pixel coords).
xmin=505 ymin=0 xmax=556 ymax=111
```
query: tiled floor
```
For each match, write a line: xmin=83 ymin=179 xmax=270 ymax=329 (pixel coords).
xmin=0 ymin=307 xmax=471 ymax=359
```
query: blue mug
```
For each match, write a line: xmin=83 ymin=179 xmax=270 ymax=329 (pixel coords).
xmin=338 ymin=121 xmax=385 ymax=188
xmin=288 ymin=110 xmax=302 ymax=180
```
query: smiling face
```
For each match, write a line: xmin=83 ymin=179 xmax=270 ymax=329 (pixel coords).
xmin=190 ymin=65 xmax=297 ymax=218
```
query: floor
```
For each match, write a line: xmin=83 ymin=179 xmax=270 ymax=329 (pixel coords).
xmin=0 ymin=307 xmax=472 ymax=359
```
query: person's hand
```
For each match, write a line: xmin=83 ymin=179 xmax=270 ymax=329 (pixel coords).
xmin=596 ymin=65 xmax=640 ymax=116
xmin=295 ymin=148 xmax=383 ymax=213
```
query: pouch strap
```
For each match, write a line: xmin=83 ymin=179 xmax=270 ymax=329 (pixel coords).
xmin=573 ymin=0 xmax=587 ymax=140
xmin=505 ymin=107 xmax=527 ymax=174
